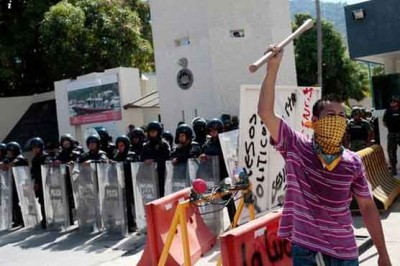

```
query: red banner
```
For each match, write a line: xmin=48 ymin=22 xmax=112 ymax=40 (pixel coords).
xmin=70 ymin=111 xmax=122 ymax=125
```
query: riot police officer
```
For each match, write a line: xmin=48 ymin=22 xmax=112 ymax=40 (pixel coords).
xmin=79 ymin=135 xmax=109 ymax=164
xmin=345 ymin=107 xmax=373 ymax=152
xmin=192 ymin=117 xmax=208 ymax=147
xmin=162 ymin=131 xmax=174 ymax=149
xmin=0 ymin=143 xmax=6 ymax=162
xmin=383 ymin=98 xmax=400 ymax=175
xmin=200 ymin=118 xmax=236 ymax=223
xmin=142 ymin=121 xmax=170 ymax=197
xmin=57 ymin=134 xmax=81 ymax=164
xmin=231 ymin=116 xmax=239 ymax=130
xmin=129 ymin=128 xmax=145 ymax=160
xmin=113 ymin=135 xmax=138 ymax=232
xmin=45 ymin=141 xmax=59 ymax=164
xmin=96 ymin=127 xmax=116 ymax=159
xmin=28 ymin=137 xmax=49 ymax=228
xmin=55 ymin=133 xmax=81 ymax=225
xmin=1 ymin=142 xmax=28 ymax=167
xmin=171 ymin=124 xmax=201 ymax=165
xmin=1 ymin=142 xmax=28 ymax=227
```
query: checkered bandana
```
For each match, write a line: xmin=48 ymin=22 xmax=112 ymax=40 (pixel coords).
xmin=312 ymin=116 xmax=347 ymax=155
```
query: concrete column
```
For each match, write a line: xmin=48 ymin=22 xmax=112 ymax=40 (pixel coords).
xmin=384 ymin=57 xmax=398 ymax=74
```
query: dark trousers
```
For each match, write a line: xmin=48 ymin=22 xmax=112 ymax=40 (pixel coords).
xmin=12 ymin=178 xmax=23 ymax=227
xmin=387 ymin=132 xmax=400 ymax=168
xmin=65 ymin=169 xmax=75 ymax=225
xmin=292 ymin=244 xmax=359 ymax=266
xmin=36 ymin=188 xmax=46 ymax=228
xmin=124 ymin=173 xmax=136 ymax=231
xmin=157 ymin=167 xmax=165 ymax=198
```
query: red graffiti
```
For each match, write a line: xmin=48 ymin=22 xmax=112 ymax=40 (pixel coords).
xmin=301 ymin=88 xmax=314 ymax=135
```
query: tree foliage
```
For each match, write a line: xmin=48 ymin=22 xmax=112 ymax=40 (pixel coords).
xmin=0 ymin=0 xmax=60 ymax=96
xmin=0 ymin=0 xmax=153 ymax=96
xmin=40 ymin=0 xmax=153 ymax=81
xmin=293 ymin=13 xmax=369 ymax=101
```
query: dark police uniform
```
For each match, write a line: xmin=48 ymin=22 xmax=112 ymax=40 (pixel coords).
xmin=383 ymin=107 xmax=400 ymax=175
xmin=346 ymin=118 xmax=371 ymax=152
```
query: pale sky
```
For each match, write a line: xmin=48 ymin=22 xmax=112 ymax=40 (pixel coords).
xmin=322 ymin=0 xmax=369 ymax=4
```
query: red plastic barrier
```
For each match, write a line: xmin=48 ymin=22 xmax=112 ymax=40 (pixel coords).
xmin=138 ymin=188 xmax=216 ymax=265
xmin=220 ymin=210 xmax=292 ymax=266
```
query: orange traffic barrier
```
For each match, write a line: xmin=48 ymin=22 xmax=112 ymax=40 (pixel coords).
xmin=220 ymin=209 xmax=291 ymax=266
xmin=353 ymin=145 xmax=400 ymax=211
xmin=138 ymin=188 xmax=216 ymax=266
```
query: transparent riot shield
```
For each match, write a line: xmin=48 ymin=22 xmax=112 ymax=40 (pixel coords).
xmin=12 ymin=166 xmax=42 ymax=228
xmin=41 ymin=164 xmax=70 ymax=231
xmin=131 ymin=162 xmax=158 ymax=230
xmin=218 ymin=129 xmax=239 ymax=182
xmin=164 ymin=161 xmax=189 ymax=196
xmin=97 ymin=163 xmax=127 ymax=235
xmin=0 ymin=169 xmax=13 ymax=230
xmin=188 ymin=156 xmax=223 ymax=235
xmin=70 ymin=163 xmax=101 ymax=232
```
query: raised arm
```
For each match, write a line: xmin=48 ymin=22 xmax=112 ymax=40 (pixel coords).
xmin=257 ymin=46 xmax=284 ymax=142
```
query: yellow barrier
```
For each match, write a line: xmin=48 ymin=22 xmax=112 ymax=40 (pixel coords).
xmin=356 ymin=145 xmax=400 ymax=211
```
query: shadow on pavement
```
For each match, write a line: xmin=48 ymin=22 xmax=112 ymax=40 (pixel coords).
xmin=0 ymin=224 xmax=147 ymax=255
xmin=19 ymin=229 xmax=75 ymax=249
xmin=352 ymin=196 xmax=400 ymax=229
xmin=0 ymin=227 xmax=23 ymax=239
xmin=0 ymin=228 xmax=40 ymax=248
xmin=42 ymin=230 xmax=103 ymax=252
xmin=113 ymin=233 xmax=146 ymax=256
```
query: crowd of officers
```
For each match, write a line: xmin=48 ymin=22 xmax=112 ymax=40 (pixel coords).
xmin=0 ymin=115 xmax=239 ymax=232
xmin=344 ymin=97 xmax=400 ymax=176
xmin=344 ymin=106 xmax=376 ymax=152
xmin=1 ymin=100 xmax=398 ymax=232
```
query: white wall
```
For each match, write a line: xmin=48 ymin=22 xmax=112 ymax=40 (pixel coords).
xmin=0 ymin=91 xmax=55 ymax=141
xmin=150 ymin=0 xmax=297 ymax=130
xmin=384 ymin=57 xmax=400 ymax=74
xmin=141 ymin=73 xmax=158 ymax=96
xmin=348 ymin=96 xmax=373 ymax=110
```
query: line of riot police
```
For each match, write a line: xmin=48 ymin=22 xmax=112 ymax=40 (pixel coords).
xmin=0 ymin=115 xmax=239 ymax=233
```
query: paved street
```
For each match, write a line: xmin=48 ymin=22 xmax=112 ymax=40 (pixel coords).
xmin=0 ymin=190 xmax=399 ymax=265
xmin=355 ymin=196 xmax=400 ymax=265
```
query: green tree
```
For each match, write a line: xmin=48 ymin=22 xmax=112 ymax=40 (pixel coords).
xmin=0 ymin=0 xmax=60 ymax=96
xmin=293 ymin=13 xmax=369 ymax=101
xmin=40 ymin=0 xmax=153 ymax=82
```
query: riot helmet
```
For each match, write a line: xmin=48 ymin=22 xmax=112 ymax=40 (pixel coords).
xmin=6 ymin=142 xmax=22 ymax=157
xmin=147 ymin=121 xmax=163 ymax=142
xmin=60 ymin=133 xmax=75 ymax=150
xmin=129 ymin=128 xmax=145 ymax=143
xmin=192 ymin=117 xmax=207 ymax=138
xmin=86 ymin=134 xmax=101 ymax=150
xmin=116 ymin=135 xmax=131 ymax=153
xmin=176 ymin=124 xmax=193 ymax=144
xmin=207 ymin=118 xmax=224 ymax=134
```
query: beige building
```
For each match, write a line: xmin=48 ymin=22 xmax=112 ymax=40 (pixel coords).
xmin=149 ymin=0 xmax=297 ymax=131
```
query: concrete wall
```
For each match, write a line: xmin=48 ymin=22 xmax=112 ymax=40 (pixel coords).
xmin=140 ymin=73 xmax=158 ymax=96
xmin=348 ymin=96 xmax=373 ymax=110
xmin=150 ymin=0 xmax=297 ymax=130
xmin=0 ymin=91 xmax=55 ymax=142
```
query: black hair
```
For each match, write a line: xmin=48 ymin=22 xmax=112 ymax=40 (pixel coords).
xmin=312 ymin=94 xmax=344 ymax=118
